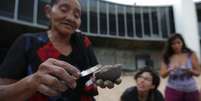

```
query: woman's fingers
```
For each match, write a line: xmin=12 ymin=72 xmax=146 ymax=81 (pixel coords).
xmin=51 ymin=59 xmax=80 ymax=79
xmin=38 ymin=84 xmax=60 ymax=96
xmin=40 ymin=74 xmax=68 ymax=92
xmin=47 ymin=64 xmax=77 ymax=88
xmin=38 ymin=58 xmax=80 ymax=89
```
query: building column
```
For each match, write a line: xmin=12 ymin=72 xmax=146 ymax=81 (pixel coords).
xmin=173 ymin=0 xmax=201 ymax=60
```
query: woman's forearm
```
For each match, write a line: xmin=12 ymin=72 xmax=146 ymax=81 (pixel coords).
xmin=190 ymin=69 xmax=201 ymax=77
xmin=160 ymin=67 xmax=170 ymax=78
xmin=0 ymin=76 xmax=38 ymax=101
xmin=160 ymin=70 xmax=169 ymax=78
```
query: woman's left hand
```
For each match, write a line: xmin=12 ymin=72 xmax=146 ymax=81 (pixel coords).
xmin=181 ymin=68 xmax=199 ymax=76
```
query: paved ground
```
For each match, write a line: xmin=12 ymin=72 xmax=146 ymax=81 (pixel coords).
xmin=95 ymin=75 xmax=201 ymax=101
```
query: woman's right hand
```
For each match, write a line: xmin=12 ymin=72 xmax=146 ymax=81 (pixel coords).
xmin=168 ymin=64 xmax=179 ymax=72
xmin=31 ymin=58 xmax=80 ymax=96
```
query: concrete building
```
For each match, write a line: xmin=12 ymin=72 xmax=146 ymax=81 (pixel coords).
xmin=0 ymin=0 xmax=200 ymax=71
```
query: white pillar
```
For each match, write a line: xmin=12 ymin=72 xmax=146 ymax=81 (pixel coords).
xmin=173 ymin=0 xmax=201 ymax=60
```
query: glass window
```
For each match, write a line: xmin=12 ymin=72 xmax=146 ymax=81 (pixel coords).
xmin=80 ymin=0 xmax=87 ymax=12
xmin=135 ymin=7 xmax=142 ymax=37
xmin=89 ymin=0 xmax=98 ymax=34
xmin=80 ymin=0 xmax=88 ymax=32
xmin=135 ymin=54 xmax=153 ymax=69
xmin=118 ymin=6 xmax=125 ymax=37
xmin=159 ymin=7 xmax=168 ymax=38
xmin=99 ymin=2 xmax=107 ymax=35
xmin=18 ymin=0 xmax=34 ymax=22
xmin=109 ymin=4 xmax=116 ymax=36
xmin=143 ymin=7 xmax=151 ymax=36
xmin=37 ymin=0 xmax=49 ymax=25
xmin=80 ymin=11 xmax=88 ymax=32
xmin=126 ymin=6 xmax=134 ymax=37
xmin=150 ymin=8 xmax=159 ymax=36
xmin=169 ymin=7 xmax=175 ymax=33
xmin=0 ymin=0 xmax=15 ymax=17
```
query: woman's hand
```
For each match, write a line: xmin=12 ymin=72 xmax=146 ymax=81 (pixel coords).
xmin=160 ymin=61 xmax=179 ymax=78
xmin=168 ymin=64 xmax=179 ymax=72
xmin=31 ymin=58 xmax=80 ymax=96
xmin=94 ymin=64 xmax=122 ymax=89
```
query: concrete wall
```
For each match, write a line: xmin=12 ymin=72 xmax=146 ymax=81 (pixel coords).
xmin=94 ymin=47 xmax=162 ymax=71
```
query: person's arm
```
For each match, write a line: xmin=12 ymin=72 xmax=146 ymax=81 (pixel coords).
xmin=0 ymin=58 xmax=80 ymax=100
xmin=189 ymin=53 xmax=201 ymax=76
xmin=160 ymin=61 xmax=169 ymax=78
xmin=0 ymin=76 xmax=38 ymax=101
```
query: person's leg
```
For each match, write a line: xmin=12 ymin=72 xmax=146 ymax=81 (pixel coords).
xmin=184 ymin=90 xmax=199 ymax=101
xmin=165 ymin=87 xmax=183 ymax=101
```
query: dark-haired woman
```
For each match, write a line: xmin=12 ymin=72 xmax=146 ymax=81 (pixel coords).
xmin=121 ymin=68 xmax=164 ymax=101
xmin=160 ymin=33 xmax=201 ymax=101
xmin=0 ymin=0 xmax=120 ymax=100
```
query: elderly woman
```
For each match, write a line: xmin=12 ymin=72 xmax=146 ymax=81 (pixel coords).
xmin=0 ymin=0 xmax=120 ymax=101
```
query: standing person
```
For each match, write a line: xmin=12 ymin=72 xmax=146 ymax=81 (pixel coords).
xmin=0 ymin=0 xmax=119 ymax=101
xmin=199 ymin=88 xmax=201 ymax=101
xmin=200 ymin=89 xmax=201 ymax=101
xmin=160 ymin=33 xmax=201 ymax=101
xmin=120 ymin=68 xmax=164 ymax=101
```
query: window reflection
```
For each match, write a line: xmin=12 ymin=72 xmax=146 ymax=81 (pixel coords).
xmin=80 ymin=0 xmax=88 ymax=32
xmin=169 ymin=7 xmax=175 ymax=34
xmin=159 ymin=7 xmax=168 ymax=38
xmin=151 ymin=8 xmax=159 ymax=36
xmin=109 ymin=4 xmax=116 ymax=36
xmin=126 ymin=6 xmax=134 ymax=37
xmin=18 ymin=0 xmax=34 ymax=22
xmin=143 ymin=7 xmax=151 ymax=36
xmin=37 ymin=0 xmax=48 ymax=25
xmin=135 ymin=7 xmax=142 ymax=37
xmin=89 ymin=0 xmax=98 ymax=34
xmin=0 ymin=0 xmax=15 ymax=18
xmin=99 ymin=2 xmax=107 ymax=35
xmin=118 ymin=6 xmax=125 ymax=36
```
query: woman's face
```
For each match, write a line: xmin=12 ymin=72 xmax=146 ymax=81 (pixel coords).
xmin=171 ymin=38 xmax=183 ymax=53
xmin=46 ymin=0 xmax=81 ymax=35
xmin=136 ymin=72 xmax=155 ymax=93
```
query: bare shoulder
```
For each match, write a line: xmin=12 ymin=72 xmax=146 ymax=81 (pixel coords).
xmin=190 ymin=52 xmax=199 ymax=61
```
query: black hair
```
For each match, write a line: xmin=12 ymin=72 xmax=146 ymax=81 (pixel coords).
xmin=162 ymin=33 xmax=193 ymax=65
xmin=49 ymin=0 xmax=59 ymax=6
xmin=41 ymin=0 xmax=59 ymax=6
xmin=134 ymin=67 xmax=160 ymax=90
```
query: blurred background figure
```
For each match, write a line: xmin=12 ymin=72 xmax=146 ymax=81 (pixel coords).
xmin=121 ymin=67 xmax=164 ymax=101
xmin=160 ymin=33 xmax=201 ymax=101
